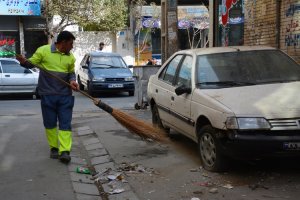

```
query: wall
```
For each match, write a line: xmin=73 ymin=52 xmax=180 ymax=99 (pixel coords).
xmin=244 ymin=0 xmax=300 ymax=63
xmin=244 ymin=0 xmax=277 ymax=47
xmin=280 ymin=0 xmax=300 ymax=63
xmin=71 ymin=31 xmax=134 ymax=72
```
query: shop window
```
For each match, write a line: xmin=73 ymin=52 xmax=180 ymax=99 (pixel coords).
xmin=215 ymin=0 xmax=244 ymax=47
xmin=0 ymin=32 xmax=19 ymax=58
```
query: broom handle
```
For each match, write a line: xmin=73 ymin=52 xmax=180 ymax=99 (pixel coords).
xmin=6 ymin=49 xmax=99 ymax=103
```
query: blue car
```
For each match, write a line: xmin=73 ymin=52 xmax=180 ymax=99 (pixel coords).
xmin=77 ymin=52 xmax=135 ymax=96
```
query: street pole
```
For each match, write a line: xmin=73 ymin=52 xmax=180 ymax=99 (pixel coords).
xmin=161 ymin=0 xmax=178 ymax=64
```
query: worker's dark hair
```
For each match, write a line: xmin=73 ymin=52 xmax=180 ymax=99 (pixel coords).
xmin=99 ymin=42 xmax=104 ymax=45
xmin=56 ymin=31 xmax=75 ymax=43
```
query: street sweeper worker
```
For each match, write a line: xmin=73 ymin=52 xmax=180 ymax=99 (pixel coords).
xmin=16 ymin=31 xmax=78 ymax=164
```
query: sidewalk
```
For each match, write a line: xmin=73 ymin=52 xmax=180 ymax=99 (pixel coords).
xmin=72 ymin=125 xmax=139 ymax=200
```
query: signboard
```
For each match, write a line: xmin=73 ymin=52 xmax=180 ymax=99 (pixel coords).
xmin=0 ymin=0 xmax=41 ymax=16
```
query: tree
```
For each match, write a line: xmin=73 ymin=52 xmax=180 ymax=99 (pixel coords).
xmin=43 ymin=0 xmax=128 ymax=47
xmin=43 ymin=0 xmax=92 ymax=41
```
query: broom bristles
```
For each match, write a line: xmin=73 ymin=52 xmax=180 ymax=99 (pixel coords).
xmin=111 ymin=109 xmax=168 ymax=142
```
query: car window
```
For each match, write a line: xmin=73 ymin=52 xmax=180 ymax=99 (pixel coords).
xmin=1 ymin=60 xmax=26 ymax=73
xmin=196 ymin=50 xmax=300 ymax=89
xmin=159 ymin=55 xmax=183 ymax=84
xmin=175 ymin=55 xmax=193 ymax=87
xmin=91 ymin=56 xmax=126 ymax=68
xmin=80 ymin=55 xmax=88 ymax=66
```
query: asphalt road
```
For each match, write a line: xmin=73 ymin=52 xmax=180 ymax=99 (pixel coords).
xmin=1 ymin=92 xmax=300 ymax=200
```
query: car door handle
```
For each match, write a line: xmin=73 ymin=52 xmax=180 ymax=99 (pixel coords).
xmin=5 ymin=75 xmax=10 ymax=77
xmin=171 ymin=96 xmax=174 ymax=101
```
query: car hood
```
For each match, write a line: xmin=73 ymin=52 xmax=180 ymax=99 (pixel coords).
xmin=202 ymin=82 xmax=300 ymax=118
xmin=91 ymin=68 xmax=132 ymax=78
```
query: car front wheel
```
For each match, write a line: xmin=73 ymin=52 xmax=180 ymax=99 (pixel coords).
xmin=152 ymin=104 xmax=170 ymax=134
xmin=77 ymin=76 xmax=84 ymax=90
xmin=198 ymin=125 xmax=227 ymax=172
xmin=87 ymin=82 xmax=94 ymax=96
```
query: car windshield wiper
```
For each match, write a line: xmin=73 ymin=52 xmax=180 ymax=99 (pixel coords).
xmin=197 ymin=81 xmax=256 ymax=86
xmin=256 ymin=80 xmax=300 ymax=84
xmin=92 ymin=63 xmax=124 ymax=68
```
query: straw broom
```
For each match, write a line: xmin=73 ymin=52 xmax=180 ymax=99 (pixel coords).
xmin=11 ymin=52 xmax=167 ymax=142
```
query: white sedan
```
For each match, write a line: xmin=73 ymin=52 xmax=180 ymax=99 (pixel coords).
xmin=0 ymin=58 xmax=39 ymax=97
xmin=147 ymin=46 xmax=300 ymax=171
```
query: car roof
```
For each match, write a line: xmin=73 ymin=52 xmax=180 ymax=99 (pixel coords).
xmin=176 ymin=46 xmax=277 ymax=56
xmin=88 ymin=51 xmax=122 ymax=57
xmin=0 ymin=57 xmax=19 ymax=63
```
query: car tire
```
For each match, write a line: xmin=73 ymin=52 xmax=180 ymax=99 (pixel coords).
xmin=128 ymin=91 xmax=134 ymax=96
xmin=198 ymin=125 xmax=227 ymax=172
xmin=152 ymin=104 xmax=170 ymax=134
xmin=77 ymin=76 xmax=84 ymax=90
xmin=87 ymin=82 xmax=94 ymax=96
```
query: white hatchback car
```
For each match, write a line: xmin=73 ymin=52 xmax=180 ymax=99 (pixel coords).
xmin=147 ymin=46 xmax=300 ymax=171
xmin=0 ymin=58 xmax=39 ymax=96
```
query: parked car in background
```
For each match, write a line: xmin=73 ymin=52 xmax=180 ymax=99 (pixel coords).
xmin=77 ymin=52 xmax=135 ymax=96
xmin=0 ymin=58 xmax=39 ymax=97
xmin=147 ymin=46 xmax=300 ymax=171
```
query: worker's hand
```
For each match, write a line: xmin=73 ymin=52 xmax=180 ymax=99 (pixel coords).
xmin=70 ymin=80 xmax=79 ymax=91
xmin=16 ymin=54 xmax=27 ymax=65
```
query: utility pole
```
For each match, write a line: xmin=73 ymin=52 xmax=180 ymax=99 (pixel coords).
xmin=161 ymin=0 xmax=178 ymax=63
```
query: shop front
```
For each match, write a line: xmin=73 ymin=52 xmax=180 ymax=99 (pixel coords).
xmin=0 ymin=0 xmax=45 ymax=58
xmin=214 ymin=0 xmax=244 ymax=47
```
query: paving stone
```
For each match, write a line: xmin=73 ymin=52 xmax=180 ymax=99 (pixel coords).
xmin=70 ymin=172 xmax=94 ymax=184
xmin=74 ymin=126 xmax=91 ymax=132
xmin=91 ymin=155 xmax=111 ymax=165
xmin=86 ymin=143 xmax=104 ymax=151
xmin=68 ymin=163 xmax=86 ymax=172
xmin=83 ymin=137 xmax=101 ymax=146
xmin=78 ymin=129 xmax=94 ymax=136
xmin=94 ymin=162 xmax=116 ymax=174
xmin=71 ymin=157 xmax=87 ymax=165
xmin=102 ymin=182 xmax=131 ymax=194
xmin=76 ymin=193 xmax=102 ymax=200
xmin=88 ymin=149 xmax=108 ymax=157
xmin=108 ymin=190 xmax=139 ymax=200
xmin=72 ymin=182 xmax=99 ymax=196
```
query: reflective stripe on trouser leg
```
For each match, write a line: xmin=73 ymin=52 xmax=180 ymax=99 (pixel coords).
xmin=58 ymin=130 xmax=72 ymax=153
xmin=45 ymin=128 xmax=58 ymax=149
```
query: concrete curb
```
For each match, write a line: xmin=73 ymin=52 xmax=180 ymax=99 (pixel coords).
xmin=72 ymin=126 xmax=139 ymax=200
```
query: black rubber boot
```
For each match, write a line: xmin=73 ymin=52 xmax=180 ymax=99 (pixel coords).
xmin=50 ymin=148 xmax=59 ymax=159
xmin=59 ymin=151 xmax=71 ymax=164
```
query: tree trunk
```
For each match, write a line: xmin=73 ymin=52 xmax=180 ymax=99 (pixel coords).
xmin=111 ymin=32 xmax=117 ymax=52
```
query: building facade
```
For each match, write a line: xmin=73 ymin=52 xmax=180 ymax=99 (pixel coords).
xmin=0 ymin=1 xmax=47 ymax=58
xmin=211 ymin=0 xmax=300 ymax=63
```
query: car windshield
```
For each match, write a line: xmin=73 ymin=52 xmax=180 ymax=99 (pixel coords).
xmin=90 ymin=56 xmax=127 ymax=68
xmin=196 ymin=50 xmax=300 ymax=89
xmin=1 ymin=60 xmax=27 ymax=73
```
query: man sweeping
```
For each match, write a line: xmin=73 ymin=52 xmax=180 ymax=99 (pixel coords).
xmin=16 ymin=31 xmax=79 ymax=164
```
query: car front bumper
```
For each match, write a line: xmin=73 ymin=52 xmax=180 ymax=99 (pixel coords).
xmin=90 ymin=81 xmax=135 ymax=92
xmin=219 ymin=130 xmax=300 ymax=158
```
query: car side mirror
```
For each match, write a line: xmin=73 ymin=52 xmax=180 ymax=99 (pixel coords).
xmin=82 ymin=65 xmax=88 ymax=69
xmin=175 ymin=85 xmax=191 ymax=96
xmin=24 ymin=69 xmax=31 ymax=74
xmin=128 ymin=65 xmax=133 ymax=69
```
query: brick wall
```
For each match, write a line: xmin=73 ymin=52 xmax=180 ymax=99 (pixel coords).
xmin=244 ymin=0 xmax=300 ymax=63
xmin=280 ymin=0 xmax=300 ymax=63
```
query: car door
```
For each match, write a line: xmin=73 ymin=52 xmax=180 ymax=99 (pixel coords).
xmin=171 ymin=55 xmax=194 ymax=138
xmin=0 ymin=60 xmax=35 ymax=93
xmin=0 ymin=64 xmax=3 ymax=92
xmin=154 ymin=54 xmax=184 ymax=126
xmin=79 ymin=54 xmax=90 ymax=86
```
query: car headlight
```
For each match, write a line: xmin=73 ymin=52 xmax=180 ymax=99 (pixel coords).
xmin=226 ymin=117 xmax=271 ymax=130
xmin=92 ymin=77 xmax=105 ymax=82
xmin=125 ymin=77 xmax=134 ymax=81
